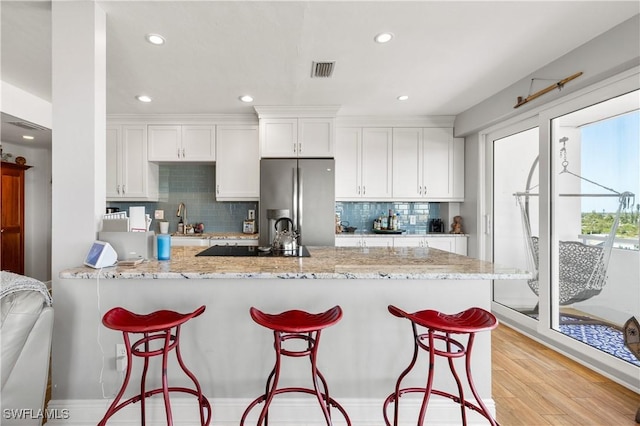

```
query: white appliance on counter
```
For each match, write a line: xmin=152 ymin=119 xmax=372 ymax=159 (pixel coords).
xmin=259 ymin=158 xmax=335 ymax=247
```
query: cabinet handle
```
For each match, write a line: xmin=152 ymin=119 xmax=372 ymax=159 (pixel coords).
xmin=182 ymin=148 xmax=185 ymax=158
xmin=423 ymin=186 xmax=426 ymax=196
xmin=216 ymin=185 xmax=220 ymax=194
xmin=122 ymin=185 xmax=126 ymax=194
xmin=298 ymin=143 xmax=302 ymax=153
xmin=419 ymin=185 xmax=422 ymax=195
xmin=116 ymin=185 xmax=120 ymax=194
xmin=293 ymin=143 xmax=297 ymax=153
xmin=363 ymin=186 xmax=366 ymax=195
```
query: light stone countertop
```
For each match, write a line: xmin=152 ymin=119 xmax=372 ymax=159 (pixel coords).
xmin=60 ymin=246 xmax=530 ymax=280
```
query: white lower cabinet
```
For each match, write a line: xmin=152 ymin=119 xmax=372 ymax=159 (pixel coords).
xmin=334 ymin=236 xmax=393 ymax=247
xmin=171 ymin=237 xmax=259 ymax=247
xmin=392 ymin=235 xmax=467 ymax=255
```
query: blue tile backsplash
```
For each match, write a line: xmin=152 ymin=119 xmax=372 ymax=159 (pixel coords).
xmin=108 ymin=164 xmax=257 ymax=234
xmin=335 ymin=202 xmax=439 ymax=234
xmin=108 ymin=164 xmax=443 ymax=235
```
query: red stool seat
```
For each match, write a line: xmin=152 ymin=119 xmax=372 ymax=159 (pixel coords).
xmin=249 ymin=306 xmax=342 ymax=333
xmin=384 ymin=305 xmax=499 ymax=426
xmin=103 ymin=306 xmax=206 ymax=333
xmin=240 ymin=306 xmax=351 ymax=426
xmin=98 ymin=306 xmax=211 ymax=426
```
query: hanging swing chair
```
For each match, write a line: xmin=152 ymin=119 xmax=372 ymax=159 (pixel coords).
xmin=515 ymin=137 xmax=635 ymax=305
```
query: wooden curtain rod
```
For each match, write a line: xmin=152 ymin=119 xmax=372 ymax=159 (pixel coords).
xmin=514 ymin=72 xmax=583 ymax=108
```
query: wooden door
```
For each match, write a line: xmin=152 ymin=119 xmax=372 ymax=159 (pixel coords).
xmin=1 ymin=162 xmax=30 ymax=274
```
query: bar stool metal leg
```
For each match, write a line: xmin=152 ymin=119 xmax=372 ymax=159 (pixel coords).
xmin=240 ymin=306 xmax=351 ymax=426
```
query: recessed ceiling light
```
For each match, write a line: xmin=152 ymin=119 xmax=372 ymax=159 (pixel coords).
xmin=374 ymin=32 xmax=394 ymax=43
xmin=22 ymin=135 xmax=34 ymax=140
xmin=397 ymin=95 xmax=409 ymax=101
xmin=136 ymin=95 xmax=152 ymax=103
xmin=239 ymin=95 xmax=254 ymax=103
xmin=145 ymin=33 xmax=165 ymax=45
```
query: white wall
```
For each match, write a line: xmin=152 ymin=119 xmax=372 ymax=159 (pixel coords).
xmin=1 ymin=142 xmax=52 ymax=281
xmin=1 ymin=81 xmax=53 ymax=282
xmin=455 ymin=15 xmax=640 ymax=137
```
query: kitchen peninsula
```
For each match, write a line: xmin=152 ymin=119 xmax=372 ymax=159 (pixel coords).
xmin=51 ymin=246 xmax=529 ymax=425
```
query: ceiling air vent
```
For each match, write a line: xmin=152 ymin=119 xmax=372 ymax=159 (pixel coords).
xmin=311 ymin=61 xmax=335 ymax=78
xmin=7 ymin=121 xmax=49 ymax=131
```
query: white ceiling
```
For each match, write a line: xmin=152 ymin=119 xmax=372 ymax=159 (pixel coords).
xmin=1 ymin=1 xmax=639 ymax=148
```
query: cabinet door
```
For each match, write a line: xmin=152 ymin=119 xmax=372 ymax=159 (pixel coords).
xmin=392 ymin=128 xmax=422 ymax=198
xmin=0 ymin=164 xmax=26 ymax=274
xmin=106 ymin=126 xmax=121 ymax=198
xmin=121 ymin=126 xmax=148 ymax=198
xmin=148 ymin=125 xmax=181 ymax=161
xmin=425 ymin=236 xmax=454 ymax=253
xmin=393 ymin=236 xmax=423 ymax=247
xmin=452 ymin=138 xmax=465 ymax=200
xmin=361 ymin=128 xmax=392 ymax=199
xmin=182 ymin=126 xmax=215 ymax=161
xmin=216 ymin=126 xmax=259 ymax=200
xmin=455 ymin=237 xmax=467 ymax=256
xmin=422 ymin=128 xmax=453 ymax=199
xmin=335 ymin=128 xmax=361 ymax=199
xmin=298 ymin=118 xmax=333 ymax=157
xmin=362 ymin=236 xmax=393 ymax=247
xmin=335 ymin=236 xmax=362 ymax=247
xmin=260 ymin=118 xmax=297 ymax=157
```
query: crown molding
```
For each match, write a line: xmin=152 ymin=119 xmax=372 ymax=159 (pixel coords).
xmin=106 ymin=114 xmax=258 ymax=125
xmin=336 ymin=115 xmax=455 ymax=128
xmin=253 ymin=105 xmax=341 ymax=118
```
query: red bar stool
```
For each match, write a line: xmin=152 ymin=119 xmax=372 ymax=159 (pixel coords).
xmin=240 ymin=305 xmax=351 ymax=426
xmin=383 ymin=305 xmax=499 ymax=426
xmin=98 ymin=305 xmax=212 ymax=426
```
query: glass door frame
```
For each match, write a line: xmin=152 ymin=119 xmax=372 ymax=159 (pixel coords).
xmin=479 ymin=67 xmax=640 ymax=390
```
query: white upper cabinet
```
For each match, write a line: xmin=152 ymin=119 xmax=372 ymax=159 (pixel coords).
xmin=215 ymin=125 xmax=260 ymax=201
xmin=260 ymin=117 xmax=334 ymax=158
xmin=335 ymin=127 xmax=392 ymax=200
xmin=148 ymin=125 xmax=216 ymax=161
xmin=106 ymin=124 xmax=158 ymax=201
xmin=392 ymin=127 xmax=464 ymax=201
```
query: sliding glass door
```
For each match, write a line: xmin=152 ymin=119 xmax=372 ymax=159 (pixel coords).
xmin=492 ymin=125 xmax=540 ymax=316
xmin=549 ymin=90 xmax=639 ymax=364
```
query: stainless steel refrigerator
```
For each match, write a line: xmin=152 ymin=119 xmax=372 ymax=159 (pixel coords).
xmin=259 ymin=158 xmax=335 ymax=246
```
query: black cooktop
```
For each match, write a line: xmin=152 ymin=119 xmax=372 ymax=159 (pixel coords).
xmin=196 ymin=245 xmax=310 ymax=257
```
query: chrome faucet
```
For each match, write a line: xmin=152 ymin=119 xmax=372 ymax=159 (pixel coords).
xmin=177 ymin=202 xmax=187 ymax=234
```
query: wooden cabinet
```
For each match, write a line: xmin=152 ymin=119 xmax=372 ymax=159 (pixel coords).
xmin=335 ymin=127 xmax=392 ymax=199
xmin=107 ymin=125 xmax=159 ymax=201
xmin=1 ymin=162 xmax=30 ymax=274
xmin=148 ymin=125 xmax=215 ymax=161
xmin=215 ymin=125 xmax=259 ymax=201
xmin=392 ymin=128 xmax=464 ymax=200
xmin=260 ymin=118 xmax=334 ymax=158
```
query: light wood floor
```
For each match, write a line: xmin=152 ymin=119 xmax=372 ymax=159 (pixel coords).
xmin=493 ymin=324 xmax=640 ymax=425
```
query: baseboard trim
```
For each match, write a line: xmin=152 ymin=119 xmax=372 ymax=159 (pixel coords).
xmin=46 ymin=396 xmax=496 ymax=425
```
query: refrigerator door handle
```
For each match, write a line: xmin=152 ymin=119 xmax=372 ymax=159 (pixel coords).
xmin=292 ymin=167 xmax=298 ymax=231
xmin=297 ymin=167 xmax=303 ymax=238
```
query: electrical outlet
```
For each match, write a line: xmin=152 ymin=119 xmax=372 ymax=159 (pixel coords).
xmin=116 ymin=356 xmax=128 ymax=372
xmin=154 ymin=210 xmax=164 ymax=220
xmin=116 ymin=344 xmax=126 ymax=358
xmin=409 ymin=215 xmax=417 ymax=225
xmin=248 ymin=210 xmax=255 ymax=220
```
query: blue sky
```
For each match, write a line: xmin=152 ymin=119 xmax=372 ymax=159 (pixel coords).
xmin=581 ymin=111 xmax=639 ymax=213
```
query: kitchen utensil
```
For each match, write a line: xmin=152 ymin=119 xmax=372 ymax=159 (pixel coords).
xmin=340 ymin=221 xmax=357 ymax=233
xmin=272 ymin=217 xmax=298 ymax=255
